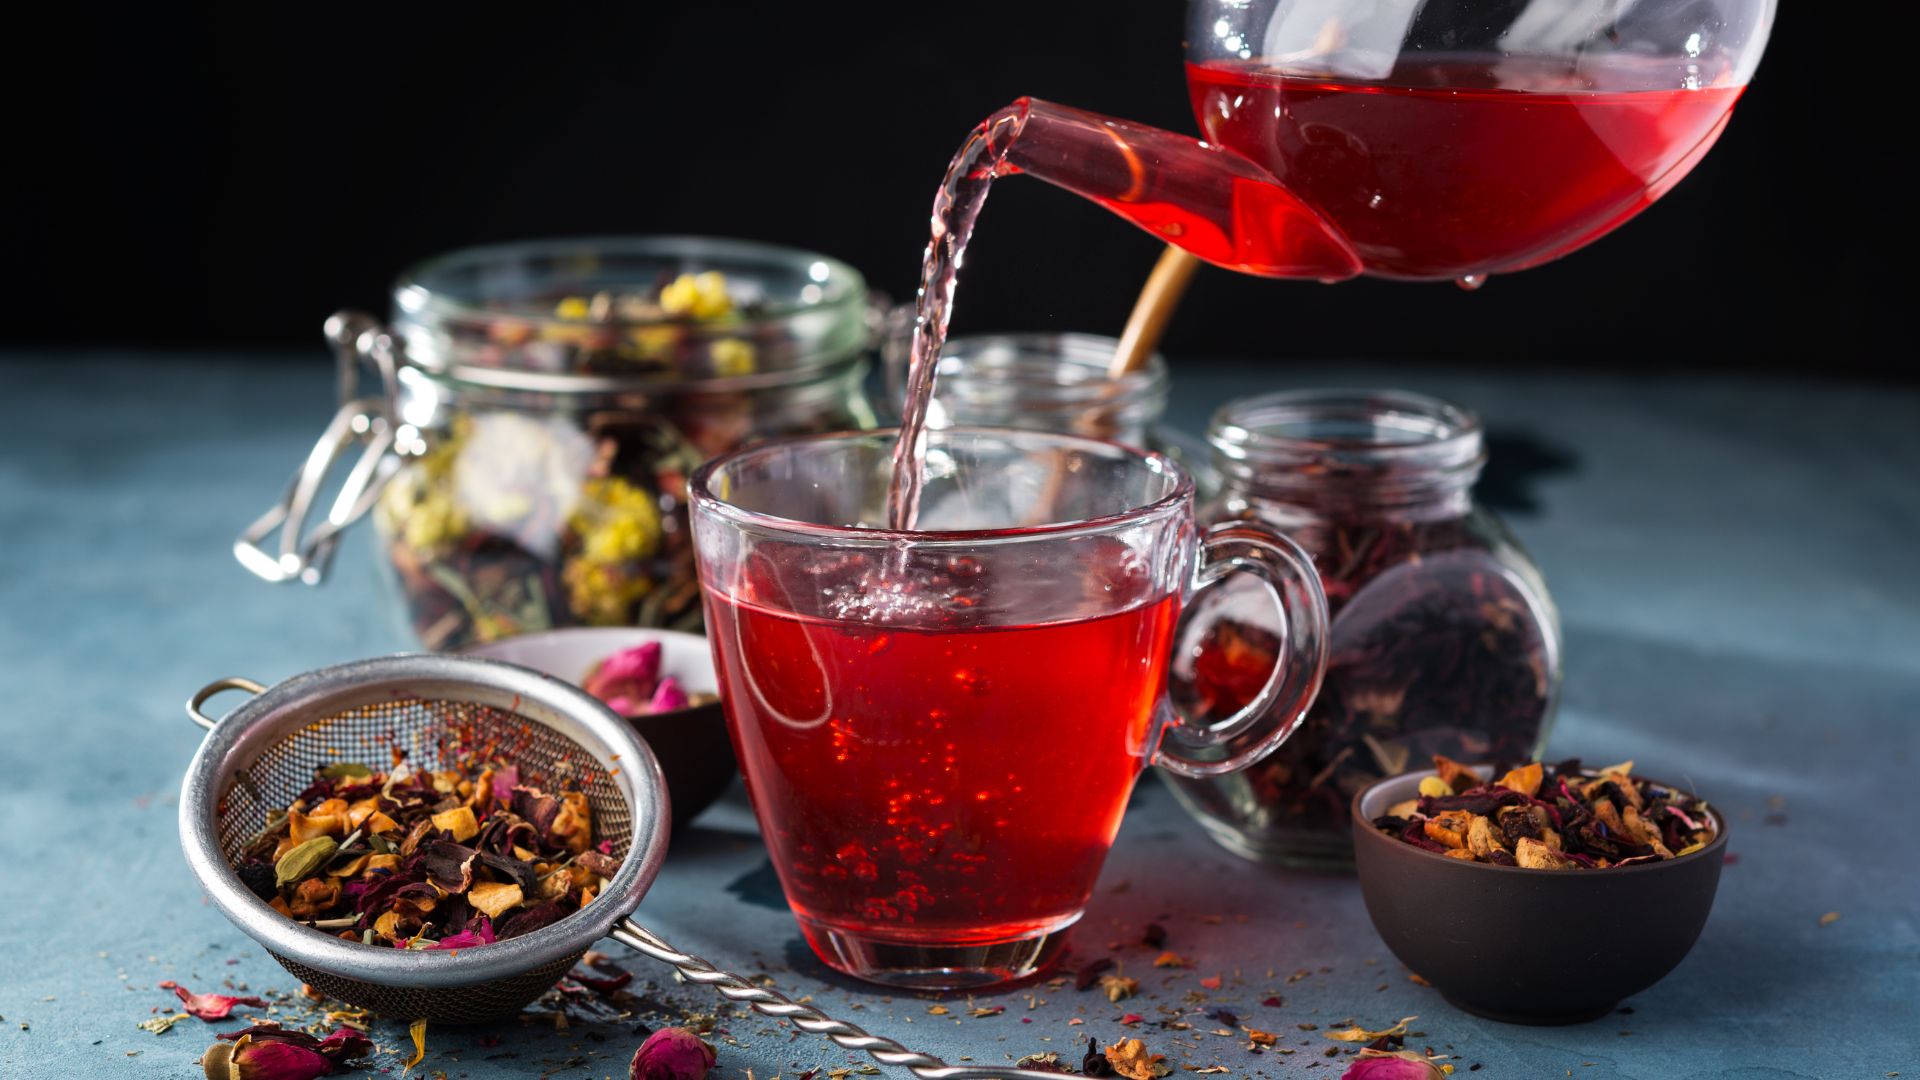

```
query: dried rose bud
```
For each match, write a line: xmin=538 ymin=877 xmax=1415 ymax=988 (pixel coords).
xmin=647 ymin=677 xmax=691 ymax=713
xmin=629 ymin=1026 xmax=715 ymax=1080
xmin=585 ymin=642 xmax=663 ymax=711
xmin=203 ymin=1025 xmax=370 ymax=1080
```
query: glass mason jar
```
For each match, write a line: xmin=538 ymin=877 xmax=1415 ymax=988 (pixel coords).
xmin=878 ymin=331 xmax=1219 ymax=489
xmin=882 ymin=331 xmax=1167 ymax=446
xmin=237 ymin=236 xmax=879 ymax=650
xmin=1161 ymin=389 xmax=1562 ymax=868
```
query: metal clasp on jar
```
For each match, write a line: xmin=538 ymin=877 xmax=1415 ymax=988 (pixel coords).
xmin=234 ymin=312 xmax=410 ymax=584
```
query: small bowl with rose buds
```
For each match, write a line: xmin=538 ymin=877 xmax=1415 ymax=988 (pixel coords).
xmin=1352 ymin=755 xmax=1729 ymax=1025
xmin=462 ymin=628 xmax=735 ymax=827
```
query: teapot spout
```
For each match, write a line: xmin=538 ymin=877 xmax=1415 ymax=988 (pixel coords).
xmin=988 ymin=98 xmax=1361 ymax=281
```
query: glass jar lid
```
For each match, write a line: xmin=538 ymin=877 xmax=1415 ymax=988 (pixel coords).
xmin=886 ymin=332 xmax=1168 ymax=436
xmin=1208 ymin=389 xmax=1486 ymax=509
xmin=390 ymin=236 xmax=873 ymax=393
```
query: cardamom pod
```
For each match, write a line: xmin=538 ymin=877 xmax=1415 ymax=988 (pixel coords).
xmin=321 ymin=762 xmax=372 ymax=780
xmin=275 ymin=836 xmax=338 ymax=886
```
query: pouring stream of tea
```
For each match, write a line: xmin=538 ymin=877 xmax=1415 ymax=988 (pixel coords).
xmin=884 ymin=98 xmax=1361 ymax=530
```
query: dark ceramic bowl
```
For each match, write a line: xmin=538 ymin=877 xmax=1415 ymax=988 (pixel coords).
xmin=1351 ymin=766 xmax=1728 ymax=1024
xmin=461 ymin=628 xmax=737 ymax=829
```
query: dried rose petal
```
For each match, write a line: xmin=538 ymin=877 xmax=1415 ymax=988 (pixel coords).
xmin=1338 ymin=1050 xmax=1448 ymax=1079
xmin=490 ymin=765 xmax=520 ymax=804
xmin=313 ymin=1029 xmax=372 ymax=1059
xmin=570 ymin=967 xmax=635 ymax=995
xmin=629 ymin=1026 xmax=716 ymax=1080
xmin=647 ymin=677 xmax=691 ymax=713
xmin=425 ymin=918 xmax=497 ymax=950
xmin=159 ymin=980 xmax=266 ymax=1021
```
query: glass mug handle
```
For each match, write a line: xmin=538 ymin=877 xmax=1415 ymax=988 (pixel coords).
xmin=1154 ymin=521 xmax=1330 ymax=779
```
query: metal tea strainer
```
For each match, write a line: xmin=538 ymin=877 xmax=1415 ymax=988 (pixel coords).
xmin=180 ymin=654 xmax=1059 ymax=1080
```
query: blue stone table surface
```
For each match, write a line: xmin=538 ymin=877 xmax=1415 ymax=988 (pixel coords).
xmin=2 ymin=353 xmax=1915 ymax=1079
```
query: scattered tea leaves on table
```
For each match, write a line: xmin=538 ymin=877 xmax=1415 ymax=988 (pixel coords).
xmin=402 ymin=1018 xmax=427 ymax=1074
xmin=1075 ymin=957 xmax=1115 ymax=990
xmin=135 ymin=1012 xmax=188 ymax=1035
xmin=1104 ymin=1038 xmax=1172 ymax=1080
xmin=1099 ymin=974 xmax=1141 ymax=1002
xmin=1326 ymin=1016 xmax=1417 ymax=1044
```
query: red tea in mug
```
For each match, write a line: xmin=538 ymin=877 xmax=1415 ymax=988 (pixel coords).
xmin=690 ymin=429 xmax=1327 ymax=987
xmin=705 ymin=551 xmax=1178 ymax=947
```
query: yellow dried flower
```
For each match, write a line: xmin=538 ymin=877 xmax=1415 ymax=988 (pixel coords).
xmin=574 ymin=477 xmax=662 ymax=556
xmin=710 ymin=338 xmax=756 ymax=376
xmin=629 ymin=324 xmax=681 ymax=360
xmin=659 ymin=271 xmax=733 ymax=320
xmin=584 ymin=512 xmax=655 ymax=564
xmin=398 ymin=486 xmax=468 ymax=552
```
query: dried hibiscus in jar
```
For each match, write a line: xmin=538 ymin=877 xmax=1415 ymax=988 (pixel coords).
xmin=1164 ymin=390 xmax=1561 ymax=868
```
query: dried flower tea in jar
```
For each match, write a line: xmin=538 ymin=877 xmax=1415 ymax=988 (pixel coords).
xmin=1163 ymin=390 xmax=1561 ymax=868
xmin=238 ymin=237 xmax=878 ymax=649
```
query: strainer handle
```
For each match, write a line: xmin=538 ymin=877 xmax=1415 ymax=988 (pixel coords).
xmin=187 ymin=677 xmax=266 ymax=731
xmin=610 ymin=919 xmax=1068 ymax=1080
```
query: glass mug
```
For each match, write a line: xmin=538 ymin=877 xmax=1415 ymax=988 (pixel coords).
xmin=689 ymin=428 xmax=1329 ymax=988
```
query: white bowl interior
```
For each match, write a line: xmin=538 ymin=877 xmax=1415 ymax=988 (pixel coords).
xmin=460 ymin=628 xmax=719 ymax=697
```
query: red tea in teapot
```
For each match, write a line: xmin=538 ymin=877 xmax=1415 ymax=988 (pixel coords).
xmin=1186 ymin=56 xmax=1743 ymax=281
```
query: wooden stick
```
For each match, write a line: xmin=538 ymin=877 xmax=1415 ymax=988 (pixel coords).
xmin=1109 ymin=247 xmax=1202 ymax=379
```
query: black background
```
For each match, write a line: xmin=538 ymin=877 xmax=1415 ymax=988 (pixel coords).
xmin=3 ymin=3 xmax=1895 ymax=375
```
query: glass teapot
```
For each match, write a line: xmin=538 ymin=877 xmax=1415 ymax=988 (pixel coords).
xmin=968 ymin=0 xmax=1775 ymax=283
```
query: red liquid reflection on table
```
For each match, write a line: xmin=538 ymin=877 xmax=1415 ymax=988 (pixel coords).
xmin=705 ymin=553 xmax=1178 ymax=949
xmin=1186 ymin=56 xmax=1743 ymax=280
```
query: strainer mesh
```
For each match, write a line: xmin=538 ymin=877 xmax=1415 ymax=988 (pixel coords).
xmin=212 ymin=697 xmax=634 ymax=1021
xmin=269 ymin=950 xmax=586 ymax=1024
